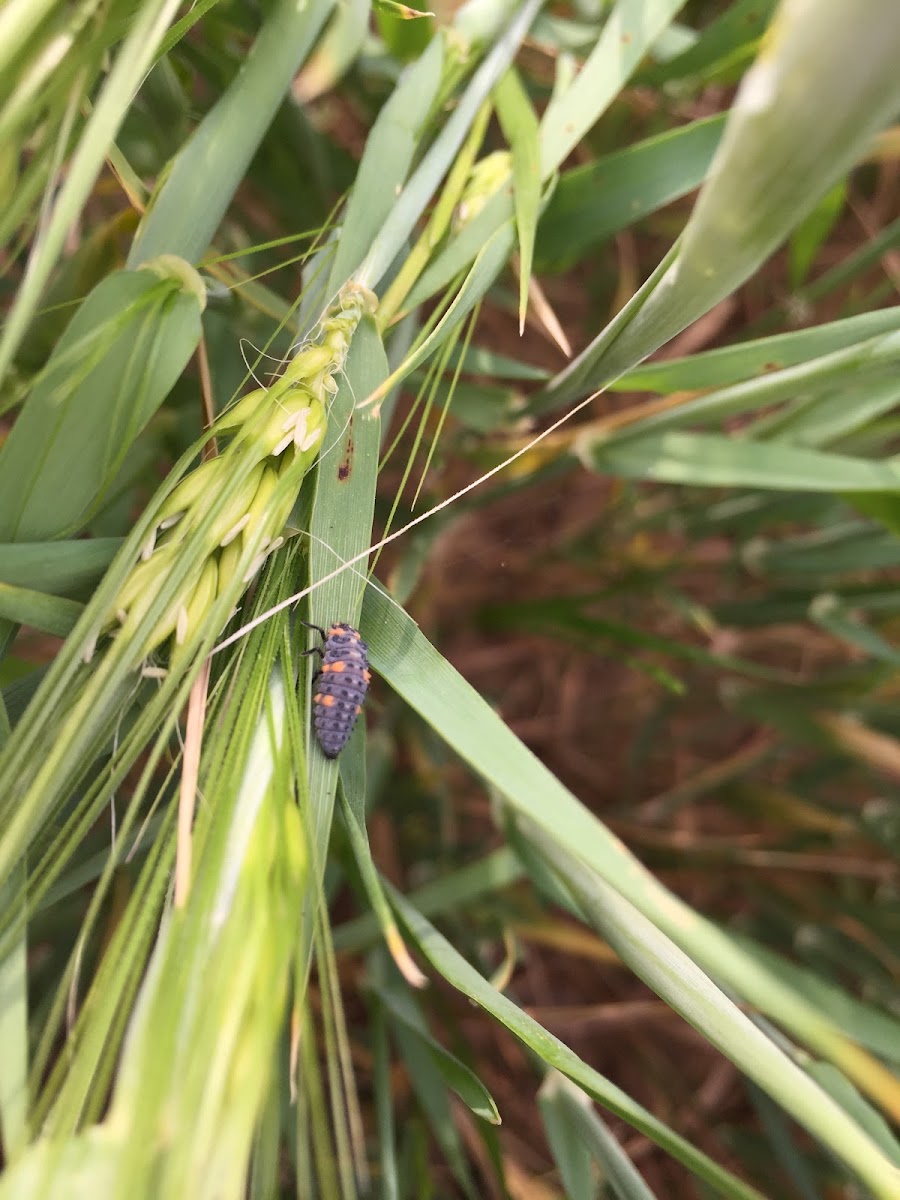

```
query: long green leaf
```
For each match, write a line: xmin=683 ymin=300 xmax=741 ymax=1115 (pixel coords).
xmin=546 ymin=0 xmax=900 ymax=404
xmin=355 ymin=0 xmax=543 ymax=290
xmin=0 ymin=540 xmax=121 ymax=595
xmin=371 ymin=978 xmax=500 ymax=1124
xmin=540 ymin=1074 xmax=658 ymax=1200
xmin=360 ymin=584 xmax=900 ymax=1153
xmin=611 ymin=307 xmax=900 ymax=395
xmin=0 ymin=0 xmax=184 ymax=383
xmin=0 ymin=584 xmax=82 ymax=638
xmin=0 ymin=267 xmax=202 ymax=540
xmin=299 ymin=314 xmax=387 ymax=988
xmin=324 ymin=34 xmax=445 ymax=297
xmin=128 ymin=0 xmax=334 ymax=266
xmin=586 ymin=329 xmax=900 ymax=449
xmin=538 ymin=0 xmax=687 ymax=177
xmin=407 ymin=0 xmax=686 ymax=308
xmin=537 ymin=113 xmax=724 ymax=270
xmin=493 ymin=67 xmax=540 ymax=332
xmin=389 ymin=887 xmax=766 ymax=1200
xmin=580 ymin=431 xmax=900 ymax=493
xmin=535 ymin=834 xmax=900 ymax=1198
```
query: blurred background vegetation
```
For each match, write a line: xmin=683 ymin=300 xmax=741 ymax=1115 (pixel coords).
xmin=1 ymin=0 xmax=900 ymax=1197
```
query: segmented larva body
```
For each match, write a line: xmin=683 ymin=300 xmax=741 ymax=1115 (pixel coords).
xmin=311 ymin=623 xmax=371 ymax=758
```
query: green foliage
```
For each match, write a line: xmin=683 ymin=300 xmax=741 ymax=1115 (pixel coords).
xmin=0 ymin=264 xmax=204 ymax=540
xmin=2 ymin=1 xmax=900 ymax=1198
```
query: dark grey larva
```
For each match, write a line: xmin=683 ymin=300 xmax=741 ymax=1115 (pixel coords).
xmin=307 ymin=623 xmax=371 ymax=758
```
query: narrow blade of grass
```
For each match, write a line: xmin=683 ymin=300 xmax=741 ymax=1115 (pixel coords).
xmin=0 ymin=0 xmax=185 ymax=383
xmin=0 ymin=267 xmax=203 ymax=540
xmin=389 ymin=886 xmax=767 ymax=1200
xmin=545 ymin=2 xmax=900 ymax=404
xmin=534 ymin=832 xmax=900 ymax=1199
xmin=494 ymin=67 xmax=539 ymax=333
xmin=128 ymin=0 xmax=334 ymax=266
xmin=361 ymin=583 xmax=900 ymax=1130
xmin=580 ymin=430 xmax=900 ymax=493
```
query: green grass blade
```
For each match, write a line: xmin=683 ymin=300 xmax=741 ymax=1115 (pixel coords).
xmin=404 ymin=188 xmax=512 ymax=311
xmin=248 ymin=1084 xmax=280 ymax=1200
xmin=371 ymin=1000 xmax=400 ymax=1200
xmin=0 ymin=540 xmax=121 ymax=596
xmin=300 ymin=312 xmax=387 ymax=983
xmin=0 ymin=864 xmax=26 ymax=1162
xmin=337 ymin=779 xmax=425 ymax=986
xmin=538 ymin=1075 xmax=601 ymax=1200
xmin=389 ymin=887 xmax=767 ymax=1200
xmin=808 ymin=1062 xmax=900 ymax=1167
xmin=0 ymin=267 xmax=203 ymax=541
xmin=372 ymin=222 xmax=515 ymax=399
xmin=638 ymin=0 xmax=776 ymax=87
xmin=128 ymin=0 xmax=334 ymax=266
xmin=730 ymin=935 xmax=900 ymax=1066
xmin=537 ymin=113 xmax=724 ymax=271
xmin=580 ymin=431 xmax=900 ymax=493
xmin=494 ymin=67 xmax=539 ymax=334
xmin=588 ymin=329 xmax=900 ymax=448
xmin=746 ymin=524 xmax=900 ymax=579
xmin=747 ymin=1084 xmax=821 ymax=1200
xmin=355 ymin=0 xmax=542 ymax=290
xmin=396 ymin=1026 xmax=479 ymax=1197
xmin=334 ymin=845 xmax=524 ymax=953
xmin=612 ymin=307 xmax=900 ymax=395
xmin=546 ymin=1 xmax=900 ymax=404
xmin=370 ymin=978 xmax=500 ymax=1123
xmin=0 ymin=0 xmax=184 ymax=384
xmin=0 ymin=686 xmax=22 ymax=1164
xmin=789 ymin=179 xmax=847 ymax=289
xmin=755 ymin=379 xmax=900 ymax=449
xmin=810 ymin=594 xmax=900 ymax=667
xmin=792 ymin=213 xmax=900 ymax=315
xmin=48 ymin=609 xmax=301 ymax=1194
xmin=538 ymin=0 xmax=687 ymax=177
xmin=152 ymin=0 xmax=229 ymax=61
xmin=0 ymin=0 xmax=58 ymax=79
xmin=0 ymin=1131 xmax=117 ymax=1197
xmin=375 ymin=963 xmax=479 ymax=1199
xmin=535 ymin=835 xmax=900 ymax=1199
xmin=0 ymin=584 xmax=81 ymax=638
xmin=14 ymin=211 xmax=130 ymax=374
xmin=37 ymin=794 xmax=178 ymax=1136
xmin=324 ymin=35 xmax=445 ymax=298
xmin=361 ymin=584 xmax=900 ymax=1135
xmin=540 ymin=1074 xmax=659 ymax=1200
xmin=296 ymin=0 xmax=370 ymax=103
